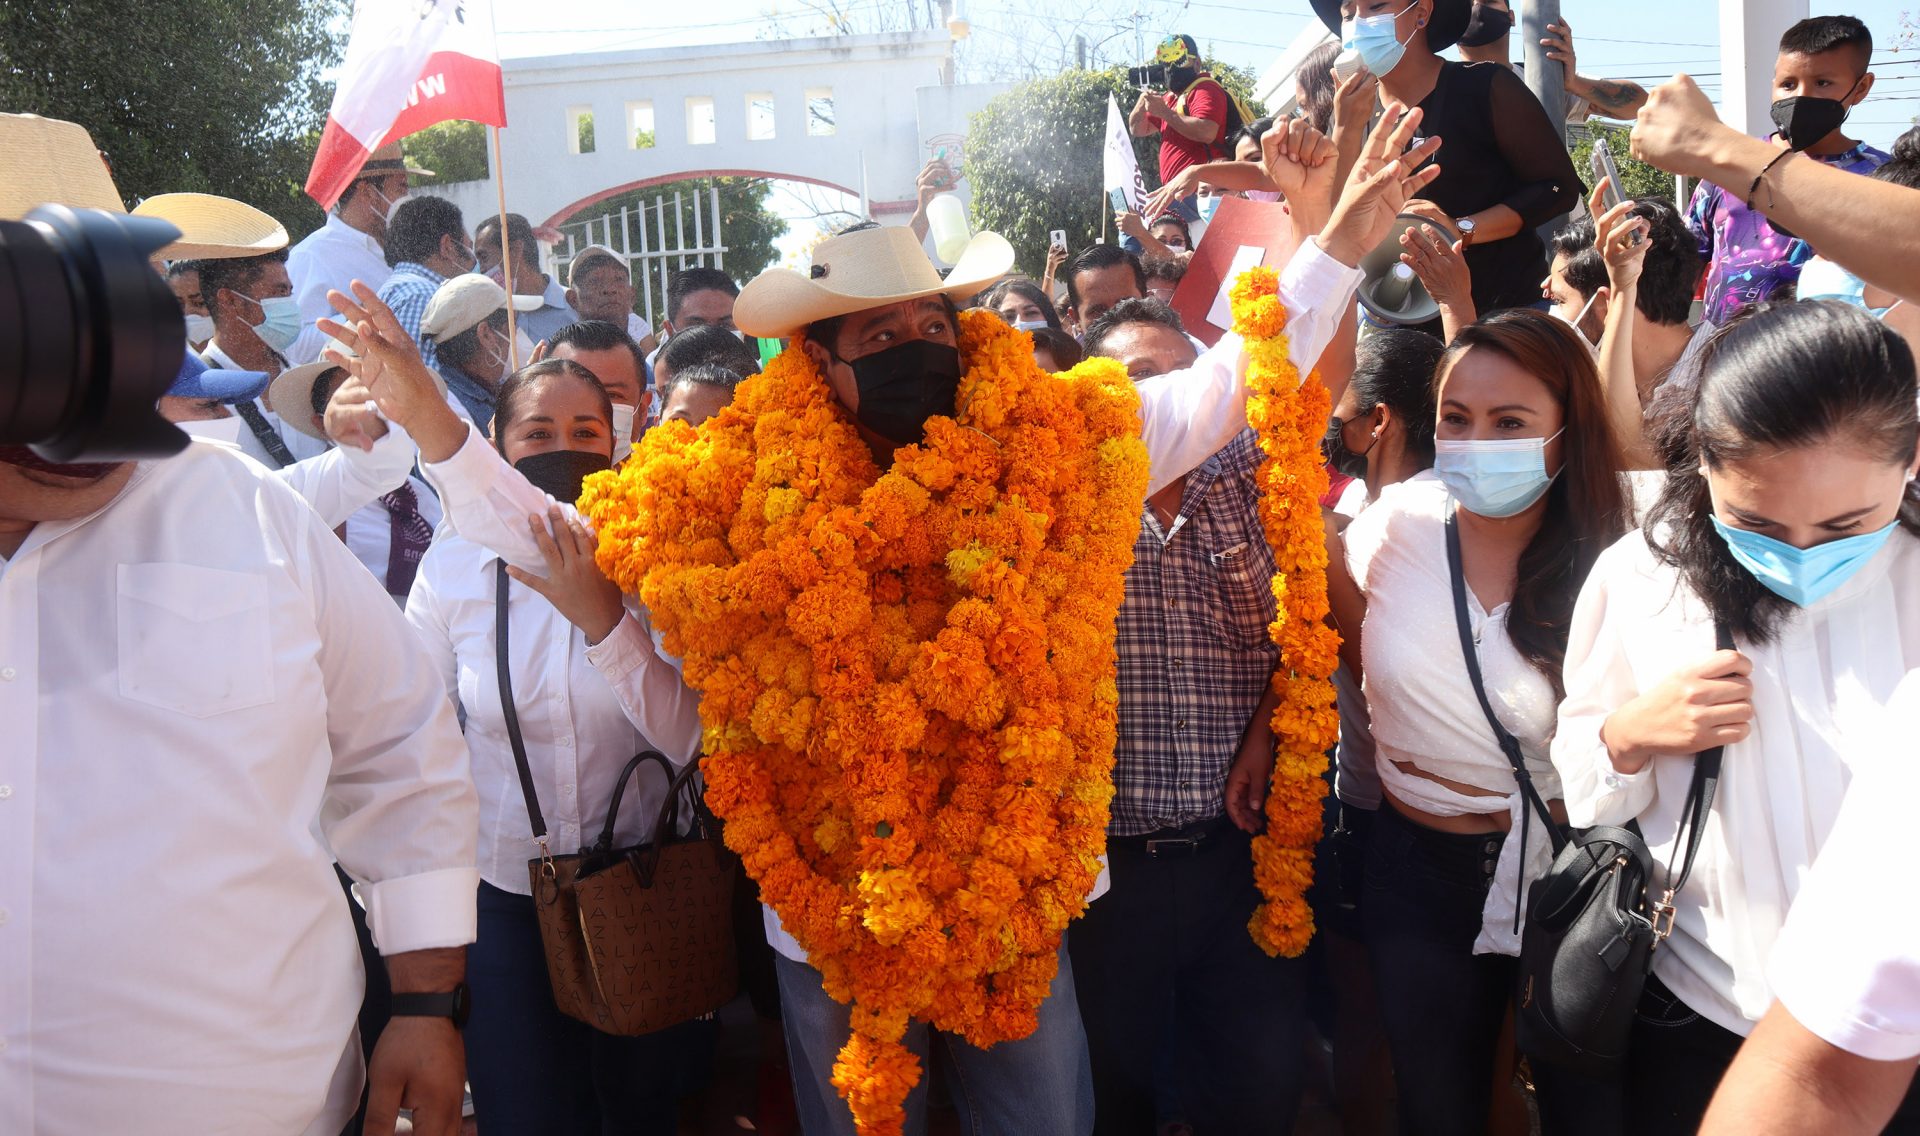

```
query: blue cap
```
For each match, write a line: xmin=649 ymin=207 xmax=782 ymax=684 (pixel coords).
xmin=169 ymin=350 xmax=270 ymax=401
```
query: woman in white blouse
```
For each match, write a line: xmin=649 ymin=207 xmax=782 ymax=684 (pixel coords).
xmin=406 ymin=359 xmax=707 ymax=1134
xmin=1553 ymin=300 xmax=1920 ymax=1134
xmin=1333 ymin=310 xmax=1630 ymax=1133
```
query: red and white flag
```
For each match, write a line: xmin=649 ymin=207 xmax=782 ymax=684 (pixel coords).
xmin=305 ymin=0 xmax=507 ymax=210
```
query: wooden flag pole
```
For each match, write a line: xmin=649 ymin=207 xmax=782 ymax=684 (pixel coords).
xmin=490 ymin=124 xmax=520 ymax=370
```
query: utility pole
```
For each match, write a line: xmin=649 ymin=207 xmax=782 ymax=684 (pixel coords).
xmin=1133 ymin=7 xmax=1143 ymax=66
xmin=1521 ymin=0 xmax=1567 ymax=143
xmin=1076 ymin=34 xmax=1087 ymax=70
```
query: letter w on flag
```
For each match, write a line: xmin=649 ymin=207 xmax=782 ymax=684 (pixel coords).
xmin=305 ymin=0 xmax=507 ymax=210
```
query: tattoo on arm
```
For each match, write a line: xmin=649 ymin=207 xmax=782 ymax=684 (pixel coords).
xmin=1583 ymin=77 xmax=1649 ymax=120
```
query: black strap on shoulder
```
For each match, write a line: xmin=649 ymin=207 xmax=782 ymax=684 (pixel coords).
xmin=1446 ymin=507 xmax=1565 ymax=864
xmin=1660 ymin=619 xmax=1736 ymax=905
xmin=495 ymin=560 xmax=547 ymax=842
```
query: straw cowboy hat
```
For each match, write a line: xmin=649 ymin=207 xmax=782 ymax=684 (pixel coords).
xmin=734 ymin=225 xmax=1015 ymax=340
xmin=0 ymin=113 xmax=288 ymax=260
xmin=1310 ymin=0 xmax=1472 ymax=54
xmin=356 ymin=141 xmax=434 ymax=181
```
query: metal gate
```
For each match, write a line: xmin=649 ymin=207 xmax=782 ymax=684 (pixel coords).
xmin=552 ymin=184 xmax=727 ymax=334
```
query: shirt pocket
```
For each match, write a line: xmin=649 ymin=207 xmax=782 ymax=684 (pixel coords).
xmin=117 ymin=563 xmax=276 ymax=718
xmin=1207 ymin=541 xmax=1274 ymax=651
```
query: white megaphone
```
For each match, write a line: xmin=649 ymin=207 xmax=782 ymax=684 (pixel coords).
xmin=1356 ymin=213 xmax=1457 ymax=326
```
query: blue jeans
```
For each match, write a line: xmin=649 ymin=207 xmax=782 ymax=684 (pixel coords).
xmin=465 ymin=881 xmax=716 ymax=1136
xmin=775 ymin=940 xmax=1094 ymax=1136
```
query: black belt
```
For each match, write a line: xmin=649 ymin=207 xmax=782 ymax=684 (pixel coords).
xmin=1112 ymin=814 xmax=1234 ymax=858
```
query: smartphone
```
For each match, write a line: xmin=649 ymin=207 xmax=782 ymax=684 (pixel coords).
xmin=1590 ymin=138 xmax=1625 ymax=212
xmin=1108 ymin=187 xmax=1131 ymax=214
xmin=1589 ymin=138 xmax=1643 ymax=246
xmin=1049 ymin=229 xmax=1068 ymax=254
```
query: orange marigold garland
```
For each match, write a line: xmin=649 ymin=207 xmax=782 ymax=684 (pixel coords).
xmin=580 ymin=309 xmax=1149 ymax=1135
xmin=1230 ymin=266 xmax=1343 ymax=959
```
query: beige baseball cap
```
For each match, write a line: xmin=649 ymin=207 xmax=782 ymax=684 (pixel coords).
xmin=421 ymin=273 xmax=543 ymax=341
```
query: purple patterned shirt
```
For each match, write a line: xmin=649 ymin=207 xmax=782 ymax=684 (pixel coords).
xmin=1688 ymin=140 xmax=1889 ymax=326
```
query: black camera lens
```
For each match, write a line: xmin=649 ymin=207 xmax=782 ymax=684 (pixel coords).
xmin=1130 ymin=64 xmax=1168 ymax=88
xmin=0 ymin=205 xmax=189 ymax=462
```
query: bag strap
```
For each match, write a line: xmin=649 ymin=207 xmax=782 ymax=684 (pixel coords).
xmin=1651 ymin=618 xmax=1736 ymax=943
xmin=1445 ymin=507 xmax=1566 ymax=862
xmin=495 ymin=560 xmax=552 ymax=863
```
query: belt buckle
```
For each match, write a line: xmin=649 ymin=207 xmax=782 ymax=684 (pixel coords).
xmin=1145 ymin=835 xmax=1200 ymax=858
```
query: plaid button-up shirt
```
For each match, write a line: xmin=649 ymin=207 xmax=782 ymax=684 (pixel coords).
xmin=377 ymin=261 xmax=448 ymax=372
xmin=1110 ymin=428 xmax=1279 ymax=836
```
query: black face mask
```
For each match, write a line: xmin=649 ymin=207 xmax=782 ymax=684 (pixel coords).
xmin=1321 ymin=415 xmax=1375 ymax=481
xmin=833 ymin=338 xmax=963 ymax=447
xmin=513 ymin=448 xmax=611 ymax=503
xmin=1771 ymin=82 xmax=1857 ymax=152
xmin=1456 ymin=3 xmax=1513 ymax=48
xmin=1167 ymin=63 xmax=1199 ymax=94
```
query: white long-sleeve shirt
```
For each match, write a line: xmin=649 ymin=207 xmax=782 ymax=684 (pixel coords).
xmin=405 ymin=529 xmax=704 ymax=894
xmin=0 ymin=439 xmax=479 ymax=1135
xmin=204 ymin=343 xmax=417 ymax=529
xmin=1553 ymin=527 xmax=1920 ymax=1036
xmin=287 ymin=212 xmax=393 ymax=367
xmin=425 ymin=237 xmax=1365 ymax=963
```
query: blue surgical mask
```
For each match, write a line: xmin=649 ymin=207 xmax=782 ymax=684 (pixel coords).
xmin=1196 ymin=194 xmax=1221 ymax=223
xmin=1434 ymin=428 xmax=1564 ymax=518
xmin=1797 ymin=259 xmax=1901 ymax=319
xmin=1710 ymin=515 xmax=1898 ymax=607
xmin=1342 ymin=2 xmax=1419 ymax=80
xmin=1012 ymin=319 xmax=1050 ymax=332
xmin=243 ymin=293 xmax=303 ymax=353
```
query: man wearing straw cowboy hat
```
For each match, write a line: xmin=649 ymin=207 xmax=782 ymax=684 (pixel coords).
xmin=679 ymin=108 xmax=1443 ymax=1134
xmin=286 ymin=141 xmax=433 ymax=366
xmin=0 ymin=115 xmax=479 ymax=1136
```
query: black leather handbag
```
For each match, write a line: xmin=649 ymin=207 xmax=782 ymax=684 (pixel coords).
xmin=1445 ymin=509 xmax=1730 ymax=1077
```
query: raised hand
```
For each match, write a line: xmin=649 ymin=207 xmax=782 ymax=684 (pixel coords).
xmin=505 ymin=505 xmax=625 ymax=642
xmin=1589 ymin=179 xmax=1651 ymax=292
xmin=321 ymin=368 xmax=388 ymax=452
xmin=1260 ymin=116 xmax=1338 ymax=214
xmin=1318 ymin=103 xmax=1445 ymax=268
xmin=320 ymin=281 xmax=468 ymax=462
xmin=1630 ymin=75 xmax=1726 ymax=178
xmin=1399 ymin=222 xmax=1474 ymax=315
xmin=1144 ymin=166 xmax=1202 ymax=222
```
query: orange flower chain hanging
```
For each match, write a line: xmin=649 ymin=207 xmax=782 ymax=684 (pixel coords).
xmin=581 ymin=310 xmax=1150 ymax=1136
xmin=1229 ymin=266 xmax=1343 ymax=959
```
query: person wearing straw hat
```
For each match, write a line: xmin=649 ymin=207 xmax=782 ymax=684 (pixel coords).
xmin=286 ymin=141 xmax=431 ymax=367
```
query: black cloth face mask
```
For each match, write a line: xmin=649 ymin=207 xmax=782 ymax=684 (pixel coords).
xmin=1771 ymin=80 xmax=1858 ymax=152
xmin=1321 ymin=415 xmax=1375 ymax=481
xmin=833 ymin=338 xmax=963 ymax=447
xmin=1167 ymin=63 xmax=1199 ymax=94
xmin=1456 ymin=3 xmax=1513 ymax=48
xmin=513 ymin=448 xmax=611 ymax=503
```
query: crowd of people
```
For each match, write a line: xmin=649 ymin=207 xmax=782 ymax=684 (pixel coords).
xmin=5 ymin=1 xmax=1920 ymax=1134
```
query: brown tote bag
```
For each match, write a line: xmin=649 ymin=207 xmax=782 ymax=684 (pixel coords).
xmin=495 ymin=561 xmax=736 ymax=1035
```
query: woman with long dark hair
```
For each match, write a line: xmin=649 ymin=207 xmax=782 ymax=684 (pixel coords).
xmin=1336 ymin=309 xmax=1628 ymax=1131
xmin=1554 ymin=300 xmax=1920 ymax=1134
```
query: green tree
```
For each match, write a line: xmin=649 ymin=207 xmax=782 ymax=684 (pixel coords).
xmin=404 ymin=121 xmax=490 ymax=186
xmin=0 ymin=0 xmax=345 ymax=239
xmin=1570 ymin=122 xmax=1678 ymax=206
xmin=565 ymin=176 xmax=785 ymax=320
xmin=966 ymin=66 xmax=1266 ymax=276
xmin=576 ymin=113 xmax=596 ymax=155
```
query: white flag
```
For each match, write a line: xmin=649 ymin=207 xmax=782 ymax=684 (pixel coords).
xmin=1103 ymin=95 xmax=1147 ymax=214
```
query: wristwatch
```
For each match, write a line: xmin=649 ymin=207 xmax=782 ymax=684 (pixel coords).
xmin=390 ymin=984 xmax=471 ymax=1030
xmin=1454 ymin=216 xmax=1478 ymax=247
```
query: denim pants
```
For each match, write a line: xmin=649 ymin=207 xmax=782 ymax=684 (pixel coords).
xmin=465 ymin=881 xmax=716 ymax=1136
xmin=1070 ymin=821 xmax=1307 ymax=1135
xmin=774 ymin=939 xmax=1094 ymax=1136
xmin=1362 ymin=803 xmax=1619 ymax=1136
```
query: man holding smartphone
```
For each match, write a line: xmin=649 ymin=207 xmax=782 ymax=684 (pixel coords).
xmin=1128 ymin=34 xmax=1230 ymax=224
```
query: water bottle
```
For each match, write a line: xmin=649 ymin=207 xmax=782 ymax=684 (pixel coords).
xmin=926 ymin=193 xmax=971 ymax=265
